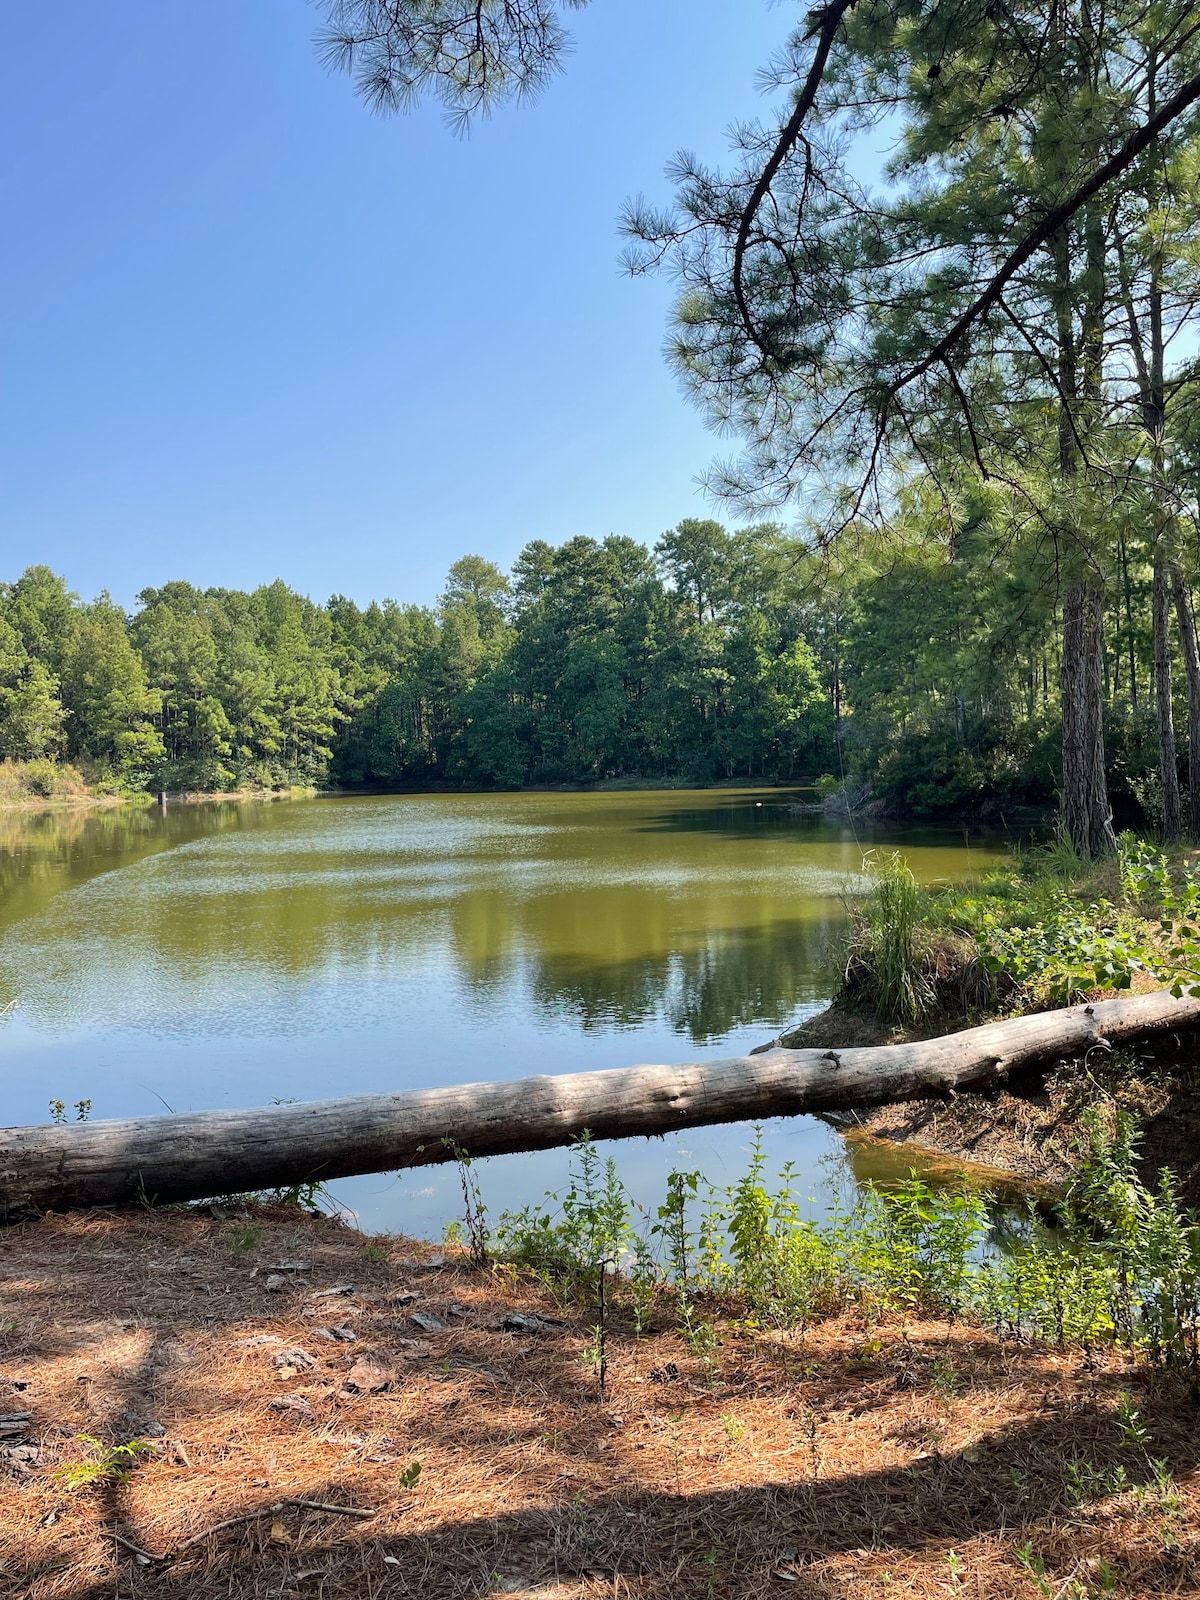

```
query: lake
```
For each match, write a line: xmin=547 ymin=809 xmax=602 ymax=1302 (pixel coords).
xmin=0 ymin=790 xmax=1008 ymax=1236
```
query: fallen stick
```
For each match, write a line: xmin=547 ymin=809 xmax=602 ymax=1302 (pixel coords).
xmin=110 ymin=1497 xmax=377 ymax=1563
xmin=4 ymin=990 xmax=1198 ymax=1217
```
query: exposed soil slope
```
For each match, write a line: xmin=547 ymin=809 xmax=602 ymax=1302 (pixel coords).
xmin=770 ymin=1003 xmax=1200 ymax=1200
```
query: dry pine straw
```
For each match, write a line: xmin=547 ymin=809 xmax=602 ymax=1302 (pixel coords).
xmin=2 ymin=1209 xmax=1199 ymax=1600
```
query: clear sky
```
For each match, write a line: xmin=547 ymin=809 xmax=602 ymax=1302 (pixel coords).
xmin=1 ymin=1 xmax=795 ymax=610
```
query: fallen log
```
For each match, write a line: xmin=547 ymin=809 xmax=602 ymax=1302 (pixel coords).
xmin=2 ymin=990 xmax=1198 ymax=1217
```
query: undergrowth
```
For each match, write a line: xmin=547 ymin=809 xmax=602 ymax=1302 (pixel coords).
xmin=474 ymin=1118 xmax=1200 ymax=1391
xmin=839 ymin=833 xmax=1200 ymax=1027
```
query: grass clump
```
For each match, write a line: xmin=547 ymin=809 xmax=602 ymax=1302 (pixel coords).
xmin=839 ymin=832 xmax=1200 ymax=1027
xmin=841 ymin=851 xmax=935 ymax=1024
xmin=840 ymin=851 xmax=995 ymax=1025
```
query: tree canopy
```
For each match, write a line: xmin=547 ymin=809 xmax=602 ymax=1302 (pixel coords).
xmin=314 ymin=0 xmax=1200 ymax=853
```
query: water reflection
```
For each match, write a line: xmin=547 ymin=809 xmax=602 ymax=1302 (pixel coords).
xmin=520 ymin=915 xmax=836 ymax=1037
xmin=0 ymin=790 xmax=1009 ymax=1234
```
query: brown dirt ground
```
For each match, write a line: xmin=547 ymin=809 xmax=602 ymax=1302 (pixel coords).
xmin=4 ymin=1205 xmax=1200 ymax=1599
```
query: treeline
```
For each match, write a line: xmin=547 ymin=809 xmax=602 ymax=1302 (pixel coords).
xmin=0 ymin=528 xmax=833 ymax=794
xmin=0 ymin=509 xmax=1188 ymax=811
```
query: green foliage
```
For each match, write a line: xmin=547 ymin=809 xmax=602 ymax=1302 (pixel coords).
xmin=55 ymin=1433 xmax=157 ymax=1491
xmin=0 ymin=532 xmax=844 ymax=795
xmin=0 ymin=491 xmax=1193 ymax=817
xmin=493 ymin=1133 xmax=633 ymax=1290
xmin=842 ymin=835 xmax=1200 ymax=1019
xmin=483 ymin=1116 xmax=1200 ymax=1390
xmin=976 ymin=898 xmax=1147 ymax=1006
xmin=48 ymin=1098 xmax=91 ymax=1125
xmin=842 ymin=852 xmax=936 ymax=1024
xmin=440 ymin=1140 xmax=490 ymax=1268
xmin=268 ymin=1179 xmax=326 ymax=1213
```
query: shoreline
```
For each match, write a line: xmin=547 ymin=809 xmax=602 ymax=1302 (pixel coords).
xmin=0 ymin=769 xmax=1059 ymax=827
xmin=0 ymin=784 xmax=317 ymax=814
xmin=767 ymin=996 xmax=1200 ymax=1201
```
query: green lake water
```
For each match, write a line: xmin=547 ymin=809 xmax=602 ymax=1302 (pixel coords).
xmin=0 ymin=790 xmax=1009 ymax=1234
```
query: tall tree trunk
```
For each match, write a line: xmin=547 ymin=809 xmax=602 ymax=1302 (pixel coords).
xmin=1154 ymin=557 xmax=1182 ymax=840
xmin=1116 ymin=121 xmax=1182 ymax=842
xmin=1053 ymin=224 xmax=1113 ymax=859
xmin=1170 ymin=562 xmax=1200 ymax=837
xmin=1061 ymin=579 xmax=1116 ymax=857
xmin=1119 ymin=533 xmax=1138 ymax=708
xmin=1158 ymin=560 xmax=1184 ymax=838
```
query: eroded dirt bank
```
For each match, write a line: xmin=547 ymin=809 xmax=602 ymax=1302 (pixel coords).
xmin=766 ymin=1003 xmax=1200 ymax=1200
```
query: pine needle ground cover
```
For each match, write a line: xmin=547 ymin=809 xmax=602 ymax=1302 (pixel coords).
xmin=3 ymin=1199 xmax=1200 ymax=1600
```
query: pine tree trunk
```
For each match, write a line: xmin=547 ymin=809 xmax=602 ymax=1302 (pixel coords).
xmin=1061 ymin=579 xmax=1116 ymax=858
xmin=1170 ymin=562 xmax=1200 ymax=838
xmin=1154 ymin=556 xmax=1182 ymax=840
xmin=1120 ymin=534 xmax=1139 ymax=708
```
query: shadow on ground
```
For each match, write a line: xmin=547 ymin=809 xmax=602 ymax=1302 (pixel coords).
xmin=3 ymin=1205 xmax=1198 ymax=1599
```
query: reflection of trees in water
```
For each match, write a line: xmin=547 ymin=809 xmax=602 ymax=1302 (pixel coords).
xmin=0 ymin=802 xmax=851 ymax=1047
xmin=0 ymin=803 xmax=278 ymax=938
xmin=445 ymin=882 xmax=847 ymax=1042
xmin=503 ymin=915 xmax=841 ymax=1042
xmin=0 ymin=804 xmax=297 ymax=1014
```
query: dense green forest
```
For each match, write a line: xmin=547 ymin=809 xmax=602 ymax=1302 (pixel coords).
xmin=0 ymin=507 xmax=1185 ymax=817
xmin=314 ymin=0 xmax=1200 ymax=852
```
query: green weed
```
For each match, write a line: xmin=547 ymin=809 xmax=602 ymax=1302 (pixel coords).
xmin=847 ymin=833 xmax=1200 ymax=1017
xmin=270 ymin=1179 xmax=325 ymax=1212
xmin=842 ymin=852 xmax=935 ymax=1024
xmin=49 ymin=1098 xmax=92 ymax=1125
xmin=228 ymin=1223 xmax=264 ymax=1257
xmin=55 ymin=1434 xmax=157 ymax=1491
xmin=480 ymin=1110 xmax=1200 ymax=1399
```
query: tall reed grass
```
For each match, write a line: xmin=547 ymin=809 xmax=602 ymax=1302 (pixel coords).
xmin=841 ymin=851 xmax=939 ymax=1024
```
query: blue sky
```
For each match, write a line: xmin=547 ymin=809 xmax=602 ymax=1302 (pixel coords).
xmin=1 ymin=1 xmax=795 ymax=610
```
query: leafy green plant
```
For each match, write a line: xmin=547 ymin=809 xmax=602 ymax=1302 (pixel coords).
xmin=1014 ymin=1540 xmax=1051 ymax=1596
xmin=494 ymin=1133 xmax=633 ymax=1290
xmin=976 ymin=896 xmax=1147 ymax=1004
xmin=475 ymin=1093 xmax=1200 ymax=1400
xmin=436 ymin=1139 xmax=490 ymax=1268
xmin=945 ymin=1548 xmax=966 ymax=1591
xmin=49 ymin=1098 xmax=92 ymax=1125
xmin=1114 ymin=1391 xmax=1148 ymax=1452
xmin=55 ymin=1434 xmax=157 ymax=1491
xmin=270 ymin=1179 xmax=325 ymax=1212
xmin=1064 ymin=1456 xmax=1130 ymax=1506
xmin=720 ymin=1412 xmax=745 ymax=1444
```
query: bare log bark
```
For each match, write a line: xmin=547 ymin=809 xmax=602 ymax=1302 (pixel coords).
xmin=2 ymin=993 xmax=1198 ymax=1218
